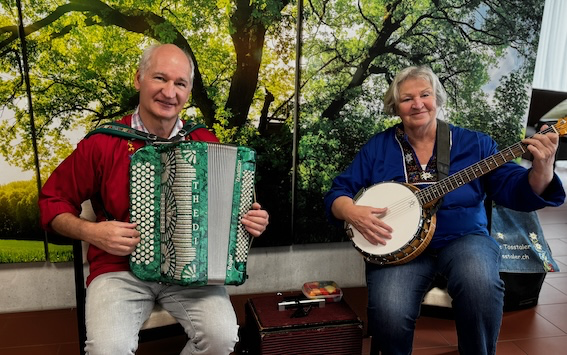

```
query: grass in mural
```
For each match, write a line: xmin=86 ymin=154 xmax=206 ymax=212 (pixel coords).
xmin=0 ymin=240 xmax=73 ymax=263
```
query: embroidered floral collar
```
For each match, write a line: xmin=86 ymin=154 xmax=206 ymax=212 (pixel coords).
xmin=395 ymin=125 xmax=439 ymax=184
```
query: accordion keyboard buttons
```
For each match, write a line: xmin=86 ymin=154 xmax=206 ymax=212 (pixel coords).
xmin=130 ymin=162 xmax=157 ymax=266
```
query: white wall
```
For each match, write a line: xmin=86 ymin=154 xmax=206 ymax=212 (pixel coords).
xmin=532 ymin=0 xmax=567 ymax=92
xmin=0 ymin=242 xmax=366 ymax=313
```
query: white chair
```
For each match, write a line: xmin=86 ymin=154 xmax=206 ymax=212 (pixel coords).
xmin=420 ymin=198 xmax=494 ymax=311
xmin=422 ymin=285 xmax=453 ymax=308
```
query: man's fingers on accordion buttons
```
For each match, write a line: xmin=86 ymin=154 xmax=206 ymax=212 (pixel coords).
xmin=242 ymin=219 xmax=266 ymax=237
xmin=246 ymin=208 xmax=269 ymax=221
xmin=243 ymin=214 xmax=268 ymax=228
xmin=247 ymin=227 xmax=263 ymax=238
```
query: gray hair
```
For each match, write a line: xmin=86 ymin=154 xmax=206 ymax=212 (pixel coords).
xmin=383 ymin=66 xmax=447 ymax=115
xmin=138 ymin=44 xmax=195 ymax=84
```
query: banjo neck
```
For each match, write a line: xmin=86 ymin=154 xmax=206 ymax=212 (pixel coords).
xmin=416 ymin=118 xmax=567 ymax=207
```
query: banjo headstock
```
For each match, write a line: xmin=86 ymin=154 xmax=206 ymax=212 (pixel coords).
xmin=553 ymin=117 xmax=567 ymax=136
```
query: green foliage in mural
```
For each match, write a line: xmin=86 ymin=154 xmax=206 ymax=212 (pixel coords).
xmin=0 ymin=240 xmax=72 ymax=263
xmin=0 ymin=180 xmax=42 ymax=240
xmin=296 ymin=0 xmax=544 ymax=242
xmin=0 ymin=0 xmax=546 ymax=249
xmin=0 ymin=0 xmax=297 ymax=249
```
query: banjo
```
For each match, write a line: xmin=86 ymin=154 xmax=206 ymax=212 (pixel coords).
xmin=345 ymin=118 xmax=567 ymax=266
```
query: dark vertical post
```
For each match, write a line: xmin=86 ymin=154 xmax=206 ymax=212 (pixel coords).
xmin=16 ymin=0 xmax=49 ymax=261
xmin=291 ymin=0 xmax=303 ymax=239
xmin=73 ymin=240 xmax=87 ymax=355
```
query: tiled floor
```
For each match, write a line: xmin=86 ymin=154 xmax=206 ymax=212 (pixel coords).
xmin=0 ymin=161 xmax=565 ymax=355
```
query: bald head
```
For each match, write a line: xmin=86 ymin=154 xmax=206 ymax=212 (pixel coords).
xmin=138 ymin=44 xmax=195 ymax=85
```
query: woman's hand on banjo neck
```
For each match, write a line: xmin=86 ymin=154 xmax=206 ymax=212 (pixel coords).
xmin=332 ymin=196 xmax=393 ymax=245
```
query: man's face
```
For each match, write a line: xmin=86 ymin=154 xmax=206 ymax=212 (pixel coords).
xmin=134 ymin=45 xmax=192 ymax=123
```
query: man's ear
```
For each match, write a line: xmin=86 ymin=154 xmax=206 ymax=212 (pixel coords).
xmin=134 ymin=70 xmax=141 ymax=90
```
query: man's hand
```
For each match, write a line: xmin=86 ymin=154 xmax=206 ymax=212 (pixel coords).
xmin=86 ymin=221 xmax=141 ymax=256
xmin=50 ymin=213 xmax=140 ymax=256
xmin=241 ymin=202 xmax=269 ymax=237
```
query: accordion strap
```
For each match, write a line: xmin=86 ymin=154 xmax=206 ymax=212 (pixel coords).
xmin=85 ymin=120 xmax=206 ymax=142
xmin=86 ymin=120 xmax=206 ymax=222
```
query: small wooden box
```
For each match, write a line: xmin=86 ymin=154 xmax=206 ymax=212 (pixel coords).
xmin=241 ymin=294 xmax=363 ymax=354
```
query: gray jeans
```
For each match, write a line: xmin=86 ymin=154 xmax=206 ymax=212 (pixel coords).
xmin=84 ymin=271 xmax=238 ymax=355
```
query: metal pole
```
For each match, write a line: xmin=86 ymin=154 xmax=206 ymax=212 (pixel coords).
xmin=291 ymin=0 xmax=303 ymax=240
xmin=16 ymin=0 xmax=49 ymax=261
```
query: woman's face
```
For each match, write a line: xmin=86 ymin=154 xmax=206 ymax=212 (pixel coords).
xmin=396 ymin=78 xmax=437 ymax=130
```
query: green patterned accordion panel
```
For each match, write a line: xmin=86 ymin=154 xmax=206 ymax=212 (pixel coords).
xmin=128 ymin=141 xmax=256 ymax=286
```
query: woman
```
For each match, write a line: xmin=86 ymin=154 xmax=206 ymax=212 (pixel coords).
xmin=324 ymin=66 xmax=565 ymax=354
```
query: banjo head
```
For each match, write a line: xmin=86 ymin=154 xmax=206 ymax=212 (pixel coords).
xmin=346 ymin=182 xmax=430 ymax=265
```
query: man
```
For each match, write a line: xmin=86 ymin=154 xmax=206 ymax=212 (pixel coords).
xmin=39 ymin=44 xmax=269 ymax=354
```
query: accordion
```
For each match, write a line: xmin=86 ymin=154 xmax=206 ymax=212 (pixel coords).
xmin=128 ymin=141 xmax=256 ymax=286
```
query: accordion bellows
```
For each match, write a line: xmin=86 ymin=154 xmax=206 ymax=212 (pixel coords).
xmin=129 ymin=141 xmax=256 ymax=286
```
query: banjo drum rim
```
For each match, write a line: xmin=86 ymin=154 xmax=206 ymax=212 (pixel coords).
xmin=345 ymin=181 xmax=437 ymax=266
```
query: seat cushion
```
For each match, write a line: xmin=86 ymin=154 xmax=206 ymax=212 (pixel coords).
xmin=141 ymin=305 xmax=178 ymax=330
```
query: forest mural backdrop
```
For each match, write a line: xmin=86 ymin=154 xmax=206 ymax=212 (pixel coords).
xmin=0 ymin=0 xmax=545 ymax=263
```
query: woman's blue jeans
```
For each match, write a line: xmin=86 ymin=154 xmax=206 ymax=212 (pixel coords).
xmin=366 ymin=234 xmax=504 ymax=355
